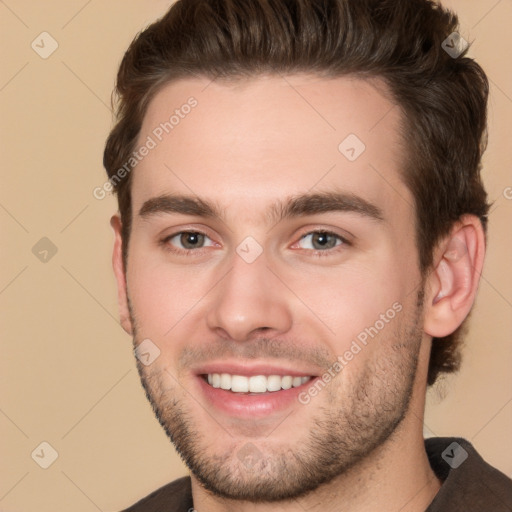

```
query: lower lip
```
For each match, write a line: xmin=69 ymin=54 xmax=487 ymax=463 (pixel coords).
xmin=196 ymin=375 xmax=318 ymax=418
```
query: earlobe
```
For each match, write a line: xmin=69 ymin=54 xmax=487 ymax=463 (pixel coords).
xmin=110 ymin=214 xmax=133 ymax=335
xmin=424 ymin=215 xmax=485 ymax=338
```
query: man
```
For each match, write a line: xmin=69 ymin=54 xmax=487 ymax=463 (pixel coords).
xmin=103 ymin=0 xmax=512 ymax=510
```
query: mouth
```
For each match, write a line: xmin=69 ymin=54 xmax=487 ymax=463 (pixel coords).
xmin=200 ymin=373 xmax=314 ymax=394
xmin=193 ymin=364 xmax=321 ymax=418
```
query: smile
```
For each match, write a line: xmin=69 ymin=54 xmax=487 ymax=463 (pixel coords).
xmin=204 ymin=373 xmax=313 ymax=393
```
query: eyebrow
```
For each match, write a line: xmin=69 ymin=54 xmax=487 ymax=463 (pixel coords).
xmin=138 ymin=191 xmax=384 ymax=225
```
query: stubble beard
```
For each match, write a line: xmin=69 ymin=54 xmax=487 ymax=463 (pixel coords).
xmin=130 ymin=290 xmax=425 ymax=503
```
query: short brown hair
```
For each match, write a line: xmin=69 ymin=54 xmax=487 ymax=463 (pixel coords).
xmin=103 ymin=0 xmax=490 ymax=386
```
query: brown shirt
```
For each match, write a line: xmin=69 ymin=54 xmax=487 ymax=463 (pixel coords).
xmin=121 ymin=437 xmax=512 ymax=511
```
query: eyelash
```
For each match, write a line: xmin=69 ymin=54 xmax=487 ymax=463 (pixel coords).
xmin=159 ymin=229 xmax=351 ymax=257
xmin=296 ymin=230 xmax=351 ymax=258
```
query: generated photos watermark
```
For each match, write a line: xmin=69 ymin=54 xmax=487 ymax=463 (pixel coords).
xmin=93 ymin=96 xmax=198 ymax=200
xmin=298 ymin=301 xmax=403 ymax=404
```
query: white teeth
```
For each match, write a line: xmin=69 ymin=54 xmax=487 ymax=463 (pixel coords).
xmin=205 ymin=373 xmax=313 ymax=393
xmin=220 ymin=373 xmax=231 ymax=390
xmin=281 ymin=376 xmax=292 ymax=390
xmin=249 ymin=375 xmax=267 ymax=393
xmin=231 ymin=375 xmax=249 ymax=392
xmin=267 ymin=375 xmax=282 ymax=392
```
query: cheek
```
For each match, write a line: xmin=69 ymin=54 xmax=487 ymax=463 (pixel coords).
xmin=278 ymin=258 xmax=411 ymax=382
xmin=280 ymin=258 xmax=408 ymax=351
xmin=126 ymin=229 xmax=418 ymax=356
xmin=126 ymin=253 xmax=214 ymax=339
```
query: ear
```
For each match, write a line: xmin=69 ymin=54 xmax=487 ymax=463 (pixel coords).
xmin=423 ymin=215 xmax=486 ymax=338
xmin=110 ymin=214 xmax=133 ymax=335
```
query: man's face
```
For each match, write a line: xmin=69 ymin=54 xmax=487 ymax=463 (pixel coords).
xmin=119 ymin=75 xmax=428 ymax=501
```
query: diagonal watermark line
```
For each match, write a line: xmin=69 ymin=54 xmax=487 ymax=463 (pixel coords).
xmin=61 ymin=61 xmax=112 ymax=112
xmin=61 ymin=0 xmax=93 ymax=29
xmin=279 ymin=74 xmax=337 ymax=131
xmin=405 ymin=403 xmax=440 ymax=441
xmin=369 ymin=105 xmax=395 ymax=132
xmin=265 ymin=266 xmax=336 ymax=335
xmin=60 ymin=265 xmax=120 ymax=325
xmin=0 ymin=266 xmax=28 ymax=296
xmin=266 ymin=163 xmax=337 ymax=235
xmin=0 ymin=407 xmax=29 ymax=438
xmin=0 ymin=472 xmax=29 ymax=501
xmin=471 ymin=395 xmax=512 ymax=441
xmin=422 ymin=419 xmax=440 ymax=440
xmin=60 ymin=204 xmax=89 ymax=233
xmin=472 ymin=0 xmax=502 ymax=28
xmin=403 ymin=264 xmax=431 ymax=302
xmin=164 ymin=164 xmax=196 ymax=195
xmin=164 ymin=163 xmax=233 ymax=233
xmin=455 ymin=230 xmax=512 ymax=310
xmin=489 ymin=77 xmax=512 ymax=106
xmin=61 ymin=471 xmax=103 ymax=511
xmin=200 ymin=73 xmax=219 ymax=92
xmin=163 ymin=368 xmax=234 ymax=438
xmin=396 ymin=477 xmax=436 ymax=512
xmin=0 ymin=0 xmax=29 ymax=28
xmin=0 ymin=62 xmax=29 ymax=92
xmin=164 ymin=267 xmax=233 ymax=336
xmin=0 ymin=202 xmax=29 ymax=233
xmin=479 ymin=272 xmax=512 ymax=309
xmin=488 ymin=197 xmax=501 ymax=217
xmin=305 ymin=164 xmax=337 ymax=194
xmin=368 ymin=163 xmax=413 ymax=209
xmin=61 ymin=369 xmax=131 ymax=439
xmin=263 ymin=407 xmax=297 ymax=438
xmin=291 ymin=497 xmax=313 ymax=511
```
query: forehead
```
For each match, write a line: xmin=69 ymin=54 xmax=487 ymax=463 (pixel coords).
xmin=132 ymin=74 xmax=412 ymax=224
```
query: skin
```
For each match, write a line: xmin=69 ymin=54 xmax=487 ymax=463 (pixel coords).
xmin=111 ymin=74 xmax=485 ymax=511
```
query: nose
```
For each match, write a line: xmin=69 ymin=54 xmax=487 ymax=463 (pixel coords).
xmin=205 ymin=249 xmax=293 ymax=342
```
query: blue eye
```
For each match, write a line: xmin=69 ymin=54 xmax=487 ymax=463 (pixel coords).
xmin=160 ymin=229 xmax=349 ymax=257
xmin=297 ymin=231 xmax=346 ymax=251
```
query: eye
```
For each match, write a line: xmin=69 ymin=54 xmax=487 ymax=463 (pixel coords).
xmin=296 ymin=231 xmax=346 ymax=251
xmin=163 ymin=231 xmax=216 ymax=252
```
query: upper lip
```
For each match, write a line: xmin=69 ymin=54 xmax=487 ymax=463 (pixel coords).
xmin=193 ymin=360 xmax=321 ymax=378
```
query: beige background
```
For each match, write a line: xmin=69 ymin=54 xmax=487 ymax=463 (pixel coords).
xmin=1 ymin=0 xmax=511 ymax=510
